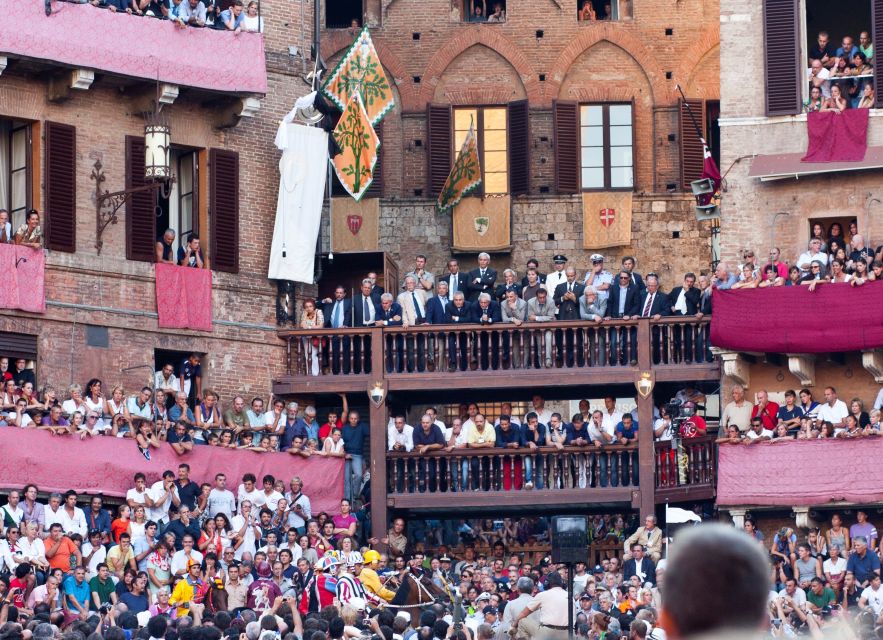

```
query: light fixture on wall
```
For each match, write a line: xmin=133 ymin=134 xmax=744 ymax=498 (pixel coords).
xmin=92 ymin=107 xmax=176 ymax=255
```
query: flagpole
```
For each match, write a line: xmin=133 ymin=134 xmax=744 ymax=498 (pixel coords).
xmin=675 ymin=84 xmax=705 ymax=144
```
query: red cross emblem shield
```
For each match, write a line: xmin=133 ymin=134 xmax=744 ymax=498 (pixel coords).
xmin=599 ymin=208 xmax=616 ymax=227
xmin=347 ymin=215 xmax=362 ymax=235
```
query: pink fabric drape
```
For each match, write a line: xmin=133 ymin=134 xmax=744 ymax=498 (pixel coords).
xmin=802 ymin=109 xmax=869 ymax=162
xmin=0 ymin=429 xmax=344 ymax=514
xmin=710 ymin=281 xmax=883 ymax=353
xmin=719 ymin=438 xmax=883 ymax=506
xmin=0 ymin=244 xmax=46 ymax=313
xmin=155 ymin=263 xmax=213 ymax=331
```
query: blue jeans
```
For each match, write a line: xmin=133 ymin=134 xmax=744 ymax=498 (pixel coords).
xmin=345 ymin=454 xmax=364 ymax=501
xmin=599 ymin=452 xmax=618 ymax=487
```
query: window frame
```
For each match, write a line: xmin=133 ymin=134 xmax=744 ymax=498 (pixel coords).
xmin=578 ymin=101 xmax=636 ymax=192
xmin=452 ymin=105 xmax=510 ymax=197
xmin=2 ymin=120 xmax=33 ymax=231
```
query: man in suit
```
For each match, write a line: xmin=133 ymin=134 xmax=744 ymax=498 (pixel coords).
xmin=696 ymin=273 xmax=713 ymax=362
xmin=440 ymin=258 xmax=469 ymax=299
xmin=500 ymin=289 xmax=528 ymax=366
xmin=466 ymin=252 xmax=497 ymax=302
xmin=606 ymin=271 xmax=642 ymax=365
xmin=445 ymin=292 xmax=475 ymax=371
xmin=396 ymin=276 xmax=428 ymax=372
xmin=624 ymin=515 xmax=664 ymax=562
xmin=580 ymin=286 xmax=607 ymax=367
xmin=374 ymin=293 xmax=403 ymax=372
xmin=322 ymin=285 xmax=353 ymax=373
xmin=669 ymin=272 xmax=702 ymax=363
xmin=622 ymin=543 xmax=657 ymax=586
xmin=351 ymin=279 xmax=381 ymax=374
xmin=622 ymin=256 xmax=645 ymax=291
xmin=520 ymin=257 xmax=546 ymax=288
xmin=366 ymin=271 xmax=384 ymax=297
xmin=553 ymin=267 xmax=585 ymax=366
xmin=425 ymin=280 xmax=450 ymax=325
xmin=638 ymin=273 xmax=671 ymax=364
xmin=527 ymin=288 xmax=557 ymax=368
xmin=474 ymin=293 xmax=502 ymax=370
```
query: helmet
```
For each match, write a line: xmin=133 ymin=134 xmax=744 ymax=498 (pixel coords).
xmin=255 ymin=561 xmax=272 ymax=578
xmin=363 ymin=550 xmax=381 ymax=565
xmin=348 ymin=551 xmax=364 ymax=566
xmin=316 ymin=552 xmax=343 ymax=572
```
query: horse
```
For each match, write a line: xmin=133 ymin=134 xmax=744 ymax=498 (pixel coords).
xmin=193 ymin=579 xmax=229 ymax=616
xmin=388 ymin=570 xmax=451 ymax=611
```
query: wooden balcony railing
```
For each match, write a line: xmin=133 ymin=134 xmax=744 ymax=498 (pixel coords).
xmin=278 ymin=317 xmax=713 ymax=379
xmin=653 ymin=435 xmax=717 ymax=501
xmin=386 ymin=445 xmax=640 ymax=495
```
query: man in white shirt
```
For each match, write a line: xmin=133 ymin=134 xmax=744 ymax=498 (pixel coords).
xmin=81 ymin=530 xmax=107 ymax=579
xmin=796 ymin=239 xmax=829 ymax=276
xmin=817 ymin=386 xmax=849 ymax=431
xmin=43 ymin=493 xmax=64 ymax=536
xmin=525 ymin=395 xmax=553 ymax=426
xmin=59 ymin=491 xmax=87 ymax=537
xmin=586 ymin=410 xmax=614 ymax=445
xmin=126 ymin=473 xmax=155 ymax=510
xmin=807 ymin=59 xmax=831 ymax=98
xmin=207 ymin=473 xmax=237 ymax=518
xmin=170 ymin=534 xmax=204 ymax=577
xmin=237 ymin=474 xmax=263 ymax=509
xmin=263 ymin=398 xmax=286 ymax=437
xmin=743 ymin=418 xmax=773 ymax=443
xmin=255 ymin=475 xmax=283 ymax=510
xmin=1 ymin=489 xmax=24 ymax=529
xmin=721 ymin=384 xmax=753 ymax=433
xmin=154 ymin=364 xmax=180 ymax=395
xmin=777 ymin=578 xmax=807 ymax=613
xmin=860 ymin=574 xmax=883 ymax=616
xmin=387 ymin=415 xmax=414 ymax=452
xmin=230 ymin=501 xmax=261 ymax=560
xmin=284 ymin=477 xmax=311 ymax=534
xmin=148 ymin=471 xmax=179 ymax=526
xmin=600 ymin=396 xmax=622 ymax=435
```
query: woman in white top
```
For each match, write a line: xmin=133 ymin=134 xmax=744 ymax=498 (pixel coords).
xmin=321 ymin=427 xmax=346 ymax=457
xmin=823 ymin=544 xmax=847 ymax=596
xmin=83 ymin=378 xmax=106 ymax=430
xmin=16 ymin=522 xmax=49 ymax=574
xmin=106 ymin=386 xmax=127 ymax=435
xmin=241 ymin=1 xmax=263 ymax=32
xmin=131 ymin=506 xmax=148 ymax=541
xmin=61 ymin=384 xmax=88 ymax=418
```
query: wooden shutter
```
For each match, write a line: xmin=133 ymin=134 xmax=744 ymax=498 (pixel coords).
xmin=364 ymin=122 xmax=384 ymax=198
xmin=125 ymin=135 xmax=156 ymax=262
xmin=553 ymin=101 xmax=579 ymax=194
xmin=763 ymin=0 xmax=801 ymax=116
xmin=427 ymin=104 xmax=452 ymax=197
xmin=44 ymin=122 xmax=76 ymax=253
xmin=679 ymin=99 xmax=706 ymax=190
xmin=507 ymin=100 xmax=530 ymax=196
xmin=209 ymin=148 xmax=239 ymax=273
xmin=875 ymin=0 xmax=883 ymax=107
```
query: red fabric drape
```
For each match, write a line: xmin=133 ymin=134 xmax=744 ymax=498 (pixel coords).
xmin=709 ymin=281 xmax=883 ymax=353
xmin=155 ymin=263 xmax=213 ymax=331
xmin=0 ymin=429 xmax=344 ymax=514
xmin=802 ymin=109 xmax=869 ymax=162
xmin=0 ymin=244 xmax=46 ymax=313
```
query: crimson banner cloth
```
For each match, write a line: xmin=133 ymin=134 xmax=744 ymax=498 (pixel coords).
xmin=0 ymin=244 xmax=46 ymax=313
xmin=0 ymin=429 xmax=344 ymax=514
xmin=155 ymin=263 xmax=213 ymax=331
xmin=801 ymin=109 xmax=869 ymax=162
xmin=709 ymin=281 xmax=883 ymax=353
xmin=719 ymin=439 xmax=883 ymax=506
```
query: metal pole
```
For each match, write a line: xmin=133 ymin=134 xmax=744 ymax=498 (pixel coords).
xmin=675 ymin=84 xmax=704 ymax=142
xmin=567 ymin=561 xmax=574 ymax=640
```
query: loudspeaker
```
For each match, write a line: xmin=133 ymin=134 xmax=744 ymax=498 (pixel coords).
xmin=551 ymin=515 xmax=588 ymax=564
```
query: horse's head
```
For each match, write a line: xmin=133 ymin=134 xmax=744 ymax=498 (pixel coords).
xmin=415 ymin=572 xmax=451 ymax=606
xmin=202 ymin=580 xmax=228 ymax=615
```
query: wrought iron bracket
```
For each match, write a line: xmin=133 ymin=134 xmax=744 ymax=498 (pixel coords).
xmin=91 ymin=158 xmax=175 ymax=255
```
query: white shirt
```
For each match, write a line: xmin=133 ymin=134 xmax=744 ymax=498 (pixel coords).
xmin=817 ymin=399 xmax=849 ymax=426
xmin=778 ymin=587 xmax=807 ymax=608
xmin=797 ymin=251 xmax=829 ymax=273
xmin=171 ymin=549 xmax=204 ymax=576
xmin=525 ymin=408 xmax=553 ymax=426
xmin=207 ymin=488 xmax=237 ymax=518
xmin=44 ymin=505 xmax=65 ymax=533
xmin=284 ymin=491 xmax=311 ymax=530
xmin=58 ymin=507 xmax=87 ymax=537
xmin=254 ymin=490 xmax=283 ymax=511
xmin=278 ymin=541 xmax=303 ymax=563
xmin=16 ymin=536 xmax=46 ymax=565
xmin=388 ymin=424 xmax=414 ymax=451
xmin=81 ymin=541 xmax=107 ymax=579
xmin=545 ymin=270 xmax=568 ymax=295
xmin=237 ymin=485 xmax=263 ymax=509
xmin=745 ymin=428 xmax=774 ymax=440
xmin=126 ymin=488 xmax=152 ymax=508
xmin=586 ymin=419 xmax=614 ymax=443
xmin=862 ymin=585 xmax=883 ymax=615
xmin=148 ymin=480 xmax=177 ymax=524
xmin=601 ymin=409 xmax=623 ymax=434
xmin=654 ymin=418 xmax=674 ymax=441
xmin=807 ymin=66 xmax=831 ymax=97
xmin=229 ymin=514 xmax=258 ymax=560
xmin=1 ymin=504 xmax=23 ymax=527
xmin=823 ymin=556 xmax=847 ymax=577
xmin=263 ymin=410 xmax=285 ymax=434
xmin=154 ymin=372 xmax=181 ymax=392
xmin=359 ymin=295 xmax=376 ymax=325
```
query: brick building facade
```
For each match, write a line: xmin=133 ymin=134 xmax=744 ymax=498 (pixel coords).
xmin=0 ymin=0 xmax=720 ymax=401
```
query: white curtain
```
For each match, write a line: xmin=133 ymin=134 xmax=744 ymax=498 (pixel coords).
xmin=268 ymin=123 xmax=329 ymax=283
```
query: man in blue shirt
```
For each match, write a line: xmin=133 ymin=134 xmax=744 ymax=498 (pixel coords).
xmin=615 ymin=414 xmax=639 ymax=486
xmin=280 ymin=403 xmax=307 ymax=451
xmin=63 ymin=567 xmax=91 ymax=621
xmin=495 ymin=415 xmax=524 ymax=491
xmin=847 ymin=536 xmax=881 ymax=587
xmin=412 ymin=414 xmax=447 ymax=492
xmin=342 ymin=410 xmax=367 ymax=502
xmin=219 ymin=0 xmax=245 ymax=30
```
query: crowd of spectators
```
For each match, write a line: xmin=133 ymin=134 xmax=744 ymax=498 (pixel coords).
xmin=807 ymin=30 xmax=875 ymax=111
xmin=718 ymin=384 xmax=883 ymax=442
xmin=79 ymin=0 xmax=263 ymax=32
